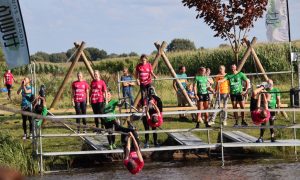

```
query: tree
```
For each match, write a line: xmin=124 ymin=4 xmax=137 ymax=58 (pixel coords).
xmin=219 ymin=44 xmax=230 ymax=48
xmin=66 ymin=47 xmax=91 ymax=61
xmin=85 ymin=47 xmax=107 ymax=61
xmin=49 ymin=52 xmax=68 ymax=63
xmin=108 ymin=53 xmax=118 ymax=58
xmin=31 ymin=51 xmax=50 ymax=62
xmin=118 ymin=53 xmax=128 ymax=57
xmin=128 ymin=52 xmax=139 ymax=57
xmin=166 ymin=38 xmax=196 ymax=52
xmin=182 ymin=0 xmax=268 ymax=63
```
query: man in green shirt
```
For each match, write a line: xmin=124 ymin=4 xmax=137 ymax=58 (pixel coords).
xmin=257 ymin=79 xmax=280 ymax=142
xmin=220 ymin=64 xmax=249 ymax=126
xmin=173 ymin=66 xmax=188 ymax=118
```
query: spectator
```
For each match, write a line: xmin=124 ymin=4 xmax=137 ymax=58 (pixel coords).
xmin=3 ymin=69 xmax=16 ymax=100
xmin=121 ymin=68 xmax=135 ymax=111
xmin=173 ymin=66 xmax=188 ymax=119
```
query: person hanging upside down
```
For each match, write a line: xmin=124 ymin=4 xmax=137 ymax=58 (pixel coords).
xmin=193 ymin=67 xmax=214 ymax=128
xmin=250 ymin=83 xmax=271 ymax=143
xmin=123 ymin=132 xmax=144 ymax=175
xmin=104 ymin=90 xmax=139 ymax=150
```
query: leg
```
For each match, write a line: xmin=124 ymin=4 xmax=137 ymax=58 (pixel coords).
xmin=142 ymin=117 xmax=150 ymax=146
xmin=239 ymin=100 xmax=246 ymax=122
xmin=74 ymin=102 xmax=82 ymax=129
xmin=231 ymin=99 xmax=238 ymax=125
xmin=222 ymin=94 xmax=229 ymax=121
xmin=197 ymin=100 xmax=202 ymax=121
xmin=80 ymin=102 xmax=87 ymax=126
xmin=123 ymin=89 xmax=129 ymax=110
xmin=152 ymin=127 xmax=158 ymax=145
xmin=99 ymin=102 xmax=105 ymax=128
xmin=128 ymin=89 xmax=134 ymax=107
xmin=105 ymin=121 xmax=114 ymax=145
xmin=259 ymin=122 xmax=266 ymax=138
xmin=22 ymin=114 xmax=27 ymax=135
xmin=91 ymin=103 xmax=100 ymax=128
xmin=270 ymin=113 xmax=276 ymax=141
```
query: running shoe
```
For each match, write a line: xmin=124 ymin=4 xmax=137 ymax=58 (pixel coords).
xmin=83 ymin=129 xmax=87 ymax=134
xmin=271 ymin=137 xmax=276 ymax=143
xmin=241 ymin=121 xmax=248 ymax=127
xmin=29 ymin=133 xmax=33 ymax=139
xmin=256 ymin=138 xmax=264 ymax=143
xmin=144 ymin=142 xmax=150 ymax=148
xmin=197 ymin=118 xmax=204 ymax=124
xmin=233 ymin=122 xmax=239 ymax=127
xmin=22 ymin=134 xmax=27 ymax=140
xmin=195 ymin=122 xmax=200 ymax=128
xmin=208 ymin=120 xmax=215 ymax=126
xmin=205 ymin=123 xmax=211 ymax=128
xmin=257 ymin=82 xmax=270 ymax=89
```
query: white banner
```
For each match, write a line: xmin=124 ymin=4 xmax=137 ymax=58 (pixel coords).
xmin=0 ymin=0 xmax=30 ymax=69
xmin=265 ymin=0 xmax=289 ymax=42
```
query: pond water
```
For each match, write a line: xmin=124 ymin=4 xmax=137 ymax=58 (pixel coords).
xmin=30 ymin=159 xmax=300 ymax=180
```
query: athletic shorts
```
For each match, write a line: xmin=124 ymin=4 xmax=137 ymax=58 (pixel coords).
xmin=230 ymin=94 xmax=243 ymax=102
xmin=5 ymin=84 xmax=12 ymax=90
xmin=197 ymin=94 xmax=210 ymax=102
xmin=250 ymin=97 xmax=257 ymax=111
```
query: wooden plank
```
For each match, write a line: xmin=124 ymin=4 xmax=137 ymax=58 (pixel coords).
xmin=83 ymin=136 xmax=108 ymax=150
xmin=222 ymin=131 xmax=257 ymax=143
xmin=168 ymin=132 xmax=206 ymax=146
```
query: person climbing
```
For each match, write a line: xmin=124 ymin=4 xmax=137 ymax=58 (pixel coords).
xmin=250 ymin=83 xmax=271 ymax=143
xmin=90 ymin=70 xmax=107 ymax=129
xmin=135 ymin=54 xmax=157 ymax=106
xmin=194 ymin=67 xmax=214 ymax=128
xmin=104 ymin=90 xmax=139 ymax=150
xmin=3 ymin=69 xmax=16 ymax=100
xmin=71 ymin=72 xmax=89 ymax=133
xmin=142 ymin=87 xmax=162 ymax=148
xmin=17 ymin=77 xmax=34 ymax=140
xmin=257 ymin=79 xmax=280 ymax=143
xmin=123 ymin=132 xmax=144 ymax=175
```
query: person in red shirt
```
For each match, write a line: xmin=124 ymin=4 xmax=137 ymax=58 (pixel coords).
xmin=3 ymin=69 xmax=15 ymax=100
xmin=72 ymin=72 xmax=89 ymax=133
xmin=135 ymin=54 xmax=157 ymax=106
xmin=123 ymin=132 xmax=144 ymax=175
xmin=90 ymin=70 xmax=107 ymax=129
xmin=250 ymin=84 xmax=271 ymax=143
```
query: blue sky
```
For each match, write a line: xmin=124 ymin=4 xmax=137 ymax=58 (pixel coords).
xmin=19 ymin=0 xmax=300 ymax=55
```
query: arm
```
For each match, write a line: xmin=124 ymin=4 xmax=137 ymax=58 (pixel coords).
xmin=193 ymin=81 xmax=198 ymax=100
xmin=262 ymin=93 xmax=268 ymax=109
xmin=86 ymin=88 xmax=89 ymax=105
xmin=276 ymin=95 xmax=281 ymax=108
xmin=130 ymin=132 xmax=143 ymax=162
xmin=151 ymin=102 xmax=161 ymax=115
xmin=151 ymin=71 xmax=157 ymax=79
xmin=124 ymin=136 xmax=132 ymax=159
xmin=71 ymin=86 xmax=75 ymax=106
xmin=173 ymin=80 xmax=178 ymax=92
xmin=135 ymin=70 xmax=140 ymax=86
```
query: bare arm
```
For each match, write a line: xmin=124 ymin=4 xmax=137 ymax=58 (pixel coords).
xmin=124 ymin=136 xmax=131 ymax=159
xmin=173 ymin=80 xmax=178 ymax=92
xmin=151 ymin=71 xmax=157 ymax=79
xmin=130 ymin=132 xmax=143 ymax=161
xmin=86 ymin=88 xmax=89 ymax=104
xmin=262 ymin=93 xmax=268 ymax=109
xmin=193 ymin=82 xmax=198 ymax=100
xmin=276 ymin=95 xmax=281 ymax=108
xmin=151 ymin=101 xmax=161 ymax=115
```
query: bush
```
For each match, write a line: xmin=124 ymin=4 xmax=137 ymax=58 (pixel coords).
xmin=167 ymin=38 xmax=196 ymax=52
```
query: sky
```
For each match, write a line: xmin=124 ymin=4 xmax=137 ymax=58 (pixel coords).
xmin=19 ymin=0 xmax=300 ymax=55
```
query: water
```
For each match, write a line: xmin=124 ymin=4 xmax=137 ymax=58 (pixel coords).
xmin=30 ymin=160 xmax=300 ymax=180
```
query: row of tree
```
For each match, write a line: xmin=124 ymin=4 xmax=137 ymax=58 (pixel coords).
xmin=29 ymin=38 xmax=201 ymax=63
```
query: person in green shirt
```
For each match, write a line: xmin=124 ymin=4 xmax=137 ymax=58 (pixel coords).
xmin=258 ymin=79 xmax=280 ymax=142
xmin=193 ymin=67 xmax=214 ymax=128
xmin=33 ymin=96 xmax=48 ymax=127
xmin=104 ymin=90 xmax=140 ymax=150
xmin=173 ymin=66 xmax=188 ymax=119
xmin=219 ymin=64 xmax=249 ymax=127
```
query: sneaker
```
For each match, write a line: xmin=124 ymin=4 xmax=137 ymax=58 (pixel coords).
xmin=83 ymin=130 xmax=87 ymax=134
xmin=233 ymin=123 xmax=239 ymax=127
xmin=208 ymin=120 xmax=215 ymax=126
xmin=241 ymin=121 xmax=248 ymax=127
xmin=195 ymin=122 xmax=200 ymax=128
xmin=271 ymin=137 xmax=276 ymax=143
xmin=197 ymin=118 xmax=204 ymax=124
xmin=29 ymin=133 xmax=33 ymax=139
xmin=223 ymin=120 xmax=227 ymax=126
xmin=76 ymin=129 xmax=80 ymax=134
xmin=22 ymin=134 xmax=27 ymax=140
xmin=112 ymin=144 xmax=117 ymax=149
xmin=144 ymin=142 xmax=150 ymax=148
xmin=257 ymin=82 xmax=270 ymax=89
xmin=154 ymin=143 xmax=160 ymax=147
xmin=108 ymin=145 xmax=113 ymax=150
xmin=256 ymin=138 xmax=264 ymax=143
xmin=205 ymin=123 xmax=211 ymax=128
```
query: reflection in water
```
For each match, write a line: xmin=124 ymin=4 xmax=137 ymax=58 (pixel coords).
xmin=30 ymin=160 xmax=300 ymax=180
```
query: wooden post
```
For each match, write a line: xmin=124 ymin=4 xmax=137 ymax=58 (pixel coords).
xmin=133 ymin=42 xmax=166 ymax=107
xmin=158 ymin=41 xmax=195 ymax=107
xmin=50 ymin=42 xmax=86 ymax=109
xmin=237 ymin=37 xmax=257 ymax=71
xmin=74 ymin=42 xmax=95 ymax=79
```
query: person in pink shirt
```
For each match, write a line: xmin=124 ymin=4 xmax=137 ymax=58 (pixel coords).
xmin=250 ymin=83 xmax=271 ymax=143
xmin=90 ymin=70 xmax=107 ymax=129
xmin=71 ymin=72 xmax=89 ymax=133
xmin=135 ymin=54 xmax=157 ymax=106
xmin=123 ymin=132 xmax=144 ymax=175
xmin=3 ymin=69 xmax=15 ymax=100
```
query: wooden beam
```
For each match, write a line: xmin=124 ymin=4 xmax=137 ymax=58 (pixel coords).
xmin=237 ymin=37 xmax=257 ymax=72
xmin=74 ymin=42 xmax=94 ymax=79
xmin=50 ymin=42 xmax=86 ymax=109
xmin=158 ymin=41 xmax=195 ymax=107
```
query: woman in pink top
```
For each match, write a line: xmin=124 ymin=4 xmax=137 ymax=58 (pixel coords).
xmin=71 ymin=72 xmax=89 ymax=133
xmin=123 ymin=132 xmax=144 ymax=175
xmin=90 ymin=70 xmax=107 ymax=129
xmin=135 ymin=54 xmax=157 ymax=106
xmin=250 ymin=84 xmax=271 ymax=143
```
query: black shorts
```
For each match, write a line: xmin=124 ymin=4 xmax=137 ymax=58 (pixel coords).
xmin=250 ymin=97 xmax=257 ymax=111
xmin=230 ymin=94 xmax=243 ymax=102
xmin=197 ymin=94 xmax=210 ymax=102
xmin=5 ymin=84 xmax=12 ymax=90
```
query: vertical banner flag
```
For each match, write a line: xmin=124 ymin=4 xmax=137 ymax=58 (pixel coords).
xmin=0 ymin=0 xmax=30 ymax=69
xmin=265 ymin=0 xmax=289 ymax=42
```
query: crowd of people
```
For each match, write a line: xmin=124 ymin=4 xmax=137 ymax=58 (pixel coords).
xmin=2 ymin=54 xmax=282 ymax=174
